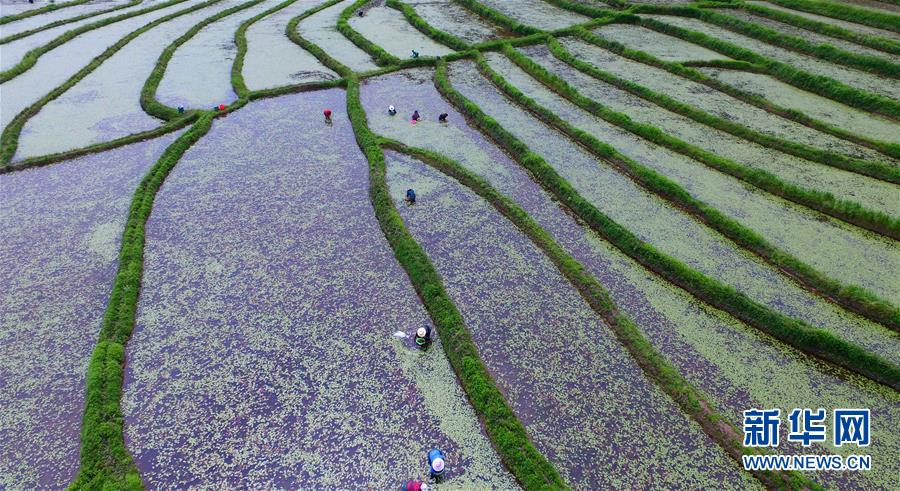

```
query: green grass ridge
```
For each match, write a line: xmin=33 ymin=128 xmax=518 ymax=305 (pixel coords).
xmin=453 ymin=0 xmax=543 ymax=36
xmin=346 ymin=77 xmax=567 ymax=490
xmin=0 ymin=0 xmax=193 ymax=83
xmin=435 ymin=57 xmax=900 ymax=391
xmin=382 ymin=140 xmax=817 ymax=490
xmin=387 ymin=0 xmax=471 ymax=50
xmin=0 ymin=0 xmax=92 ymax=25
xmin=503 ymin=41 xmax=900 ymax=330
xmin=737 ymin=1 xmax=900 ymax=55
xmin=69 ymin=114 xmax=214 ymax=490
xmin=764 ymin=0 xmax=900 ymax=33
xmin=0 ymin=0 xmax=142 ymax=45
xmin=0 ymin=0 xmax=227 ymax=166
xmin=631 ymin=8 xmax=900 ymax=121
xmin=337 ymin=0 xmax=401 ymax=65
xmin=574 ymin=26 xmax=900 ymax=180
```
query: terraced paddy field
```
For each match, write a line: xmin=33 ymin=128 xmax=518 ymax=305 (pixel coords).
xmin=1 ymin=0 xmax=898 ymax=489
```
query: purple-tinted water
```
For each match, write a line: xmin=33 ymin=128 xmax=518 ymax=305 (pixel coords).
xmin=122 ymin=89 xmax=512 ymax=488
xmin=384 ymin=149 xmax=760 ymax=489
xmin=0 ymin=132 xmax=179 ymax=489
xmin=361 ymin=69 xmax=900 ymax=490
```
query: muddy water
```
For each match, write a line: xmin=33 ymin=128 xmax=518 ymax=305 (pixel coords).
xmin=122 ymin=90 xmax=513 ymax=488
xmin=489 ymin=50 xmax=900 ymax=303
xmin=350 ymin=3 xmax=453 ymax=59
xmin=0 ymin=133 xmax=178 ymax=490
xmin=361 ymin=69 xmax=900 ymax=491
xmin=0 ymin=0 xmax=202 ymax=132
xmin=596 ymin=24 xmax=733 ymax=62
xmin=14 ymin=0 xmax=240 ymax=159
xmin=0 ymin=0 xmax=168 ymax=71
xmin=747 ymin=1 xmax=900 ymax=41
xmin=157 ymin=0 xmax=279 ymax=109
xmin=700 ymin=68 xmax=900 ymax=144
xmin=407 ymin=0 xmax=502 ymax=44
xmin=641 ymin=15 xmax=900 ymax=100
xmin=0 ymin=0 xmax=123 ymax=38
xmin=525 ymin=45 xmax=900 ymax=218
xmin=296 ymin=0 xmax=376 ymax=72
xmin=385 ymin=149 xmax=759 ymax=490
xmin=449 ymin=59 xmax=900 ymax=364
xmin=717 ymin=8 xmax=900 ymax=63
xmin=476 ymin=0 xmax=589 ymax=31
xmin=563 ymin=36 xmax=896 ymax=164
xmin=242 ymin=0 xmax=336 ymax=90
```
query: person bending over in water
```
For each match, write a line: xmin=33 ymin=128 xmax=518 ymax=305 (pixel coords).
xmin=438 ymin=113 xmax=447 ymax=123
xmin=411 ymin=110 xmax=420 ymax=122
xmin=388 ymin=105 xmax=397 ymax=116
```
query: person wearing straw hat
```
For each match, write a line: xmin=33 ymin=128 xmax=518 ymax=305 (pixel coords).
xmin=415 ymin=325 xmax=431 ymax=347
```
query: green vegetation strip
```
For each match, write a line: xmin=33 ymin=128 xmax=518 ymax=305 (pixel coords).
xmin=632 ymin=10 xmax=900 ymax=121
xmin=337 ymin=0 xmax=400 ymax=66
xmin=435 ymin=59 xmax=900 ymax=390
xmin=346 ymin=77 xmax=565 ymax=490
xmin=285 ymin=0 xmax=353 ymax=77
xmin=141 ymin=0 xmax=267 ymax=120
xmin=0 ymin=0 xmax=91 ymax=24
xmin=573 ymin=27 xmax=900 ymax=181
xmin=541 ymin=0 xmax=615 ymax=18
xmin=545 ymin=39 xmax=900 ymax=239
xmin=71 ymin=113 xmax=214 ymax=489
xmin=688 ymin=5 xmax=900 ymax=78
xmin=496 ymin=44 xmax=900 ymax=331
xmin=764 ymin=0 xmax=900 ymax=33
xmin=232 ymin=0 xmax=309 ymax=98
xmin=387 ymin=0 xmax=471 ymax=50
xmin=0 ymin=114 xmax=197 ymax=174
xmin=453 ymin=0 xmax=542 ymax=36
xmin=0 ymin=0 xmax=226 ymax=166
xmin=383 ymin=140 xmax=811 ymax=490
xmin=0 ymin=0 xmax=191 ymax=83
xmin=738 ymin=2 xmax=900 ymax=55
xmin=0 ymin=0 xmax=142 ymax=44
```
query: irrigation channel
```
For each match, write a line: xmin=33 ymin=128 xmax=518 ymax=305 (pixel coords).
xmin=1 ymin=0 xmax=898 ymax=488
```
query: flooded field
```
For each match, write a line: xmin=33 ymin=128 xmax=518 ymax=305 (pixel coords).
xmin=3 ymin=0 xmax=898 ymax=488
xmin=14 ymin=0 xmax=234 ymax=159
xmin=350 ymin=2 xmax=454 ymax=58
xmin=0 ymin=134 xmax=178 ymax=489
xmin=642 ymin=14 xmax=900 ymax=101
xmin=242 ymin=0 xmax=337 ymax=90
xmin=124 ymin=91 xmax=512 ymax=488
xmin=715 ymin=8 xmax=900 ymax=63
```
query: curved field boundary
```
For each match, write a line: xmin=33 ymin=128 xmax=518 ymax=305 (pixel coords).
xmin=0 ymin=0 xmax=92 ymax=24
xmin=0 ymin=115 xmax=197 ymax=174
xmin=501 ymin=44 xmax=900 ymax=330
xmin=763 ymin=0 xmax=900 ymax=33
xmin=453 ymin=0 xmax=543 ymax=35
xmin=382 ymin=140 xmax=813 ymax=490
xmin=70 ymin=113 xmax=214 ymax=489
xmin=345 ymin=77 xmax=566 ymax=490
xmin=285 ymin=0 xmax=354 ymax=76
xmin=435 ymin=58 xmax=900 ymax=390
xmin=737 ymin=1 xmax=900 ymax=55
xmin=231 ymin=0 xmax=311 ymax=98
xmin=386 ymin=0 xmax=471 ymax=51
xmin=0 ymin=0 xmax=142 ymax=44
xmin=544 ymin=40 xmax=900 ymax=239
xmin=691 ymin=4 xmax=900 ymax=77
xmin=0 ymin=0 xmax=227 ymax=166
xmin=0 ymin=0 xmax=192 ymax=83
xmin=633 ymin=10 xmax=900 ymax=122
xmin=574 ymin=27 xmax=900 ymax=181
xmin=541 ymin=0 xmax=616 ymax=18
xmin=140 ymin=0 xmax=268 ymax=120
xmin=337 ymin=0 xmax=400 ymax=65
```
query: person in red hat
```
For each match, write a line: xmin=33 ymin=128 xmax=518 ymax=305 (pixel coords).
xmin=323 ymin=109 xmax=332 ymax=121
